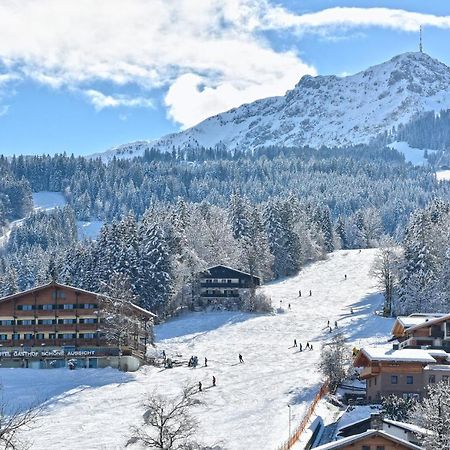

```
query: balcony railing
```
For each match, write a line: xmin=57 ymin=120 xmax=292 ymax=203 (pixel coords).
xmin=200 ymin=292 xmax=240 ymax=298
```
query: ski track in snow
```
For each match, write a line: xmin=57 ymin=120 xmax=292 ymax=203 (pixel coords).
xmin=11 ymin=249 xmax=394 ymax=450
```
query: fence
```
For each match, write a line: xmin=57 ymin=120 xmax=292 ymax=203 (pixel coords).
xmin=276 ymin=380 xmax=329 ymax=450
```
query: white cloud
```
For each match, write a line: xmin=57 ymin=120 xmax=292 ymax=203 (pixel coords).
xmin=0 ymin=105 xmax=9 ymax=117
xmin=0 ymin=2 xmax=449 ymax=127
xmin=83 ymin=90 xmax=154 ymax=111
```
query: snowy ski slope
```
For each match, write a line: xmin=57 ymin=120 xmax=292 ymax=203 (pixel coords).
xmin=7 ymin=249 xmax=394 ymax=450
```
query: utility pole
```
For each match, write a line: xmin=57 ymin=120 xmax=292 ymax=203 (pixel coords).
xmin=288 ymin=404 xmax=292 ymax=439
xmin=419 ymin=25 xmax=423 ymax=53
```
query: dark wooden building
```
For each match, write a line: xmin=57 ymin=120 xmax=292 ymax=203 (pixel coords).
xmin=196 ymin=265 xmax=261 ymax=308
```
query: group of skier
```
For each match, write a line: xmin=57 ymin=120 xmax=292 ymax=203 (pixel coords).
xmin=298 ymin=289 xmax=312 ymax=297
xmin=293 ymin=339 xmax=313 ymax=351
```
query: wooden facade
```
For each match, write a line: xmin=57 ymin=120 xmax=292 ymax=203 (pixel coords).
xmin=196 ymin=265 xmax=260 ymax=307
xmin=355 ymin=312 xmax=450 ymax=401
xmin=0 ymin=281 xmax=155 ymax=369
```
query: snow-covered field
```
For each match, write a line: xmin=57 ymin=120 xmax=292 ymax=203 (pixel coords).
xmin=436 ymin=169 xmax=450 ymax=181
xmin=0 ymin=191 xmax=103 ymax=245
xmin=2 ymin=249 xmax=394 ymax=450
xmin=388 ymin=141 xmax=435 ymax=166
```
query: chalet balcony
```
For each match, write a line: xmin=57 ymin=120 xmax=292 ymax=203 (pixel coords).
xmin=200 ymin=282 xmax=245 ymax=288
xmin=200 ymin=292 xmax=240 ymax=298
xmin=360 ymin=366 xmax=379 ymax=379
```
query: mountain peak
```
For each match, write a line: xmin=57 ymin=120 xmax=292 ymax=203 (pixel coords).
xmin=97 ymin=52 xmax=450 ymax=160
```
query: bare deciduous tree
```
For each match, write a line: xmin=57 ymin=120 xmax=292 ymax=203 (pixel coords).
xmin=127 ymin=385 xmax=205 ymax=449
xmin=0 ymin=401 xmax=42 ymax=450
xmin=371 ymin=238 xmax=400 ymax=316
xmin=319 ymin=333 xmax=352 ymax=392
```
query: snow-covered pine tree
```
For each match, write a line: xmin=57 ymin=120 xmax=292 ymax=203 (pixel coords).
xmin=137 ymin=222 xmax=174 ymax=314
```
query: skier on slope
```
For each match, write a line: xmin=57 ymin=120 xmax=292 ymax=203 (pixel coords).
xmin=299 ymin=343 xmax=303 ymax=352
xmin=212 ymin=376 xmax=216 ymax=386
xmin=205 ymin=357 xmax=208 ymax=367
xmin=198 ymin=381 xmax=202 ymax=392
xmin=299 ymin=290 xmax=301 ymax=297
xmin=294 ymin=339 xmax=297 ymax=347
xmin=309 ymin=290 xmax=312 ymax=296
xmin=239 ymin=354 xmax=244 ymax=363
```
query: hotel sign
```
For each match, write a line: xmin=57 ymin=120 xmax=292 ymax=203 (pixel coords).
xmin=0 ymin=349 xmax=97 ymax=358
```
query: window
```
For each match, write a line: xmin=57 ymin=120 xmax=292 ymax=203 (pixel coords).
xmin=40 ymin=304 xmax=55 ymax=311
xmin=57 ymin=333 xmax=76 ymax=339
xmin=61 ymin=304 xmax=74 ymax=310
xmin=227 ymin=279 xmax=232 ymax=284
xmin=12 ymin=333 xmax=20 ymax=340
xmin=80 ymin=303 xmax=97 ymax=309
xmin=51 ymin=291 xmax=57 ymax=300
xmin=17 ymin=319 xmax=34 ymax=325
xmin=59 ymin=291 xmax=66 ymax=299
xmin=374 ymin=377 xmax=377 ymax=385
xmin=407 ymin=376 xmax=414 ymax=385
xmin=17 ymin=304 xmax=33 ymax=311
xmin=429 ymin=375 xmax=436 ymax=384
xmin=0 ymin=320 xmax=13 ymax=326
xmin=38 ymin=319 xmax=55 ymax=325
xmin=79 ymin=333 xmax=95 ymax=339
xmin=23 ymin=333 xmax=33 ymax=340
xmin=391 ymin=375 xmax=398 ymax=384
xmin=0 ymin=334 xmax=8 ymax=341
xmin=362 ymin=446 xmax=370 ymax=450
xmin=442 ymin=375 xmax=449 ymax=384
xmin=57 ymin=318 xmax=76 ymax=324
xmin=376 ymin=446 xmax=385 ymax=450
xmin=49 ymin=333 xmax=56 ymax=339
xmin=35 ymin=333 xmax=45 ymax=340
xmin=79 ymin=318 xmax=97 ymax=324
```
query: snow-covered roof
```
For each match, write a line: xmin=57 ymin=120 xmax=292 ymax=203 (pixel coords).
xmin=396 ymin=314 xmax=444 ymax=328
xmin=406 ymin=313 xmax=450 ymax=333
xmin=313 ymin=429 xmax=422 ymax=450
xmin=424 ymin=364 xmax=450 ymax=371
xmin=338 ymin=415 xmax=431 ymax=437
xmin=0 ymin=281 xmax=157 ymax=317
xmin=361 ymin=348 xmax=437 ymax=363
xmin=426 ymin=349 xmax=449 ymax=358
xmin=383 ymin=418 xmax=432 ymax=436
xmin=201 ymin=264 xmax=261 ymax=281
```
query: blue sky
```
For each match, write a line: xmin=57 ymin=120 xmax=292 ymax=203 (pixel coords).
xmin=1 ymin=0 xmax=450 ymax=156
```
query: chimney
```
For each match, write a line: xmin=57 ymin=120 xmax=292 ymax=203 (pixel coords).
xmin=370 ymin=413 xmax=383 ymax=431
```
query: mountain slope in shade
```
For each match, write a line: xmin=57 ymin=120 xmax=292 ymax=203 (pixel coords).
xmin=98 ymin=52 xmax=450 ymax=159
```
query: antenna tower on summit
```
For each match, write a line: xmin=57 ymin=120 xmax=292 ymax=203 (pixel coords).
xmin=419 ymin=25 xmax=423 ymax=53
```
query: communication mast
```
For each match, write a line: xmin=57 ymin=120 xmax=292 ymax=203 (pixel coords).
xmin=419 ymin=25 xmax=423 ymax=53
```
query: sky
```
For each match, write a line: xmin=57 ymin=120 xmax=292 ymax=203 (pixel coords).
xmin=1 ymin=0 xmax=450 ymax=156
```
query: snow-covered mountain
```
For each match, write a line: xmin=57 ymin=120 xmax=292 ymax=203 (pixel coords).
xmin=99 ymin=52 xmax=450 ymax=159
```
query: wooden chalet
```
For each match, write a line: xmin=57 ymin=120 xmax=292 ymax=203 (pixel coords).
xmin=196 ymin=265 xmax=260 ymax=307
xmin=355 ymin=312 xmax=450 ymax=402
